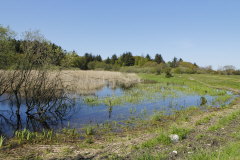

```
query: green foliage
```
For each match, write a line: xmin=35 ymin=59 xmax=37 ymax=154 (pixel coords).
xmin=119 ymin=52 xmax=135 ymax=66
xmin=154 ymin=63 xmax=167 ymax=75
xmin=154 ymin=54 xmax=164 ymax=64
xmin=165 ymin=70 xmax=173 ymax=78
xmin=1 ymin=25 xmax=240 ymax=75
xmin=145 ymin=54 xmax=152 ymax=61
xmin=170 ymin=57 xmax=178 ymax=68
xmin=88 ymin=61 xmax=113 ymax=70
xmin=134 ymin=56 xmax=148 ymax=66
xmin=111 ymin=54 xmax=118 ymax=64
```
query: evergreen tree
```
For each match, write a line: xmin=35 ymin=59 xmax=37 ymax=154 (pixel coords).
xmin=95 ymin=55 xmax=102 ymax=62
xmin=111 ymin=54 xmax=118 ymax=64
xmin=193 ymin=63 xmax=198 ymax=67
xmin=119 ymin=52 xmax=135 ymax=66
xmin=84 ymin=53 xmax=94 ymax=63
xmin=146 ymin=54 xmax=151 ymax=61
xmin=154 ymin=54 xmax=164 ymax=64
xmin=105 ymin=57 xmax=111 ymax=64
xmin=170 ymin=57 xmax=178 ymax=68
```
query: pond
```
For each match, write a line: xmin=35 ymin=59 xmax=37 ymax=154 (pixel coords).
xmin=0 ymin=83 xmax=236 ymax=137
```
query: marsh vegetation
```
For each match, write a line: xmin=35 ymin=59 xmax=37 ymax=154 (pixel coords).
xmin=1 ymin=25 xmax=240 ymax=160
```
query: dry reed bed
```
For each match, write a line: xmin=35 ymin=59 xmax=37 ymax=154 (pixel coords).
xmin=58 ymin=70 xmax=141 ymax=95
xmin=0 ymin=70 xmax=141 ymax=95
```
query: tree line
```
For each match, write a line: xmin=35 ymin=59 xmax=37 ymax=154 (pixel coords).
xmin=0 ymin=25 xmax=239 ymax=75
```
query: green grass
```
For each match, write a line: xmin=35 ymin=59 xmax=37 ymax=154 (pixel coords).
xmin=195 ymin=115 xmax=212 ymax=126
xmin=84 ymin=74 xmax=234 ymax=108
xmin=188 ymin=141 xmax=240 ymax=160
xmin=2 ymin=73 xmax=240 ymax=159
xmin=208 ymin=109 xmax=240 ymax=131
xmin=186 ymin=74 xmax=240 ymax=91
xmin=136 ymin=153 xmax=168 ymax=160
xmin=140 ymin=133 xmax=171 ymax=148
xmin=150 ymin=111 xmax=165 ymax=122
xmin=140 ymin=127 xmax=191 ymax=149
xmin=170 ymin=126 xmax=191 ymax=140
xmin=195 ymin=134 xmax=207 ymax=140
xmin=139 ymin=74 xmax=232 ymax=98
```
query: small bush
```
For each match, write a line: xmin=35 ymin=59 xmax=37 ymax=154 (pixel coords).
xmin=165 ymin=72 xmax=173 ymax=78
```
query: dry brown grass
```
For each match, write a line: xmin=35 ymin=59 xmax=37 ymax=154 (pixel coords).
xmin=0 ymin=70 xmax=140 ymax=95
xmin=51 ymin=70 xmax=141 ymax=95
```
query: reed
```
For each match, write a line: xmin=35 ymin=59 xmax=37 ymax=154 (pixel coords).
xmin=0 ymin=136 xmax=5 ymax=147
xmin=58 ymin=70 xmax=141 ymax=95
xmin=0 ymin=70 xmax=141 ymax=95
xmin=14 ymin=129 xmax=54 ymax=144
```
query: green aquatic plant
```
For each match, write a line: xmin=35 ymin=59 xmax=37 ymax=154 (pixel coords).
xmin=151 ymin=111 xmax=164 ymax=122
xmin=84 ymin=96 xmax=100 ymax=105
xmin=0 ymin=136 xmax=5 ymax=147
xmin=129 ymin=107 xmax=137 ymax=114
xmin=62 ymin=128 xmax=78 ymax=138
xmin=200 ymin=96 xmax=207 ymax=106
xmin=14 ymin=129 xmax=55 ymax=144
xmin=213 ymin=94 xmax=233 ymax=105
xmin=84 ymin=126 xmax=95 ymax=135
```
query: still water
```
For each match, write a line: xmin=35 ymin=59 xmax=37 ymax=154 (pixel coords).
xmin=0 ymin=85 xmax=235 ymax=136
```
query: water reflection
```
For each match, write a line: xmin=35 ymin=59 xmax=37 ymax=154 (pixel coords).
xmin=0 ymin=84 xmax=236 ymax=137
xmin=0 ymin=93 xmax=75 ymax=137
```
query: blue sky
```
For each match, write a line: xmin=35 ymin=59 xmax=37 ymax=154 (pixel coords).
xmin=1 ymin=0 xmax=240 ymax=69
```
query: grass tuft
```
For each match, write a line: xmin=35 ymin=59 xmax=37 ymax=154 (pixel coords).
xmin=170 ymin=126 xmax=191 ymax=140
